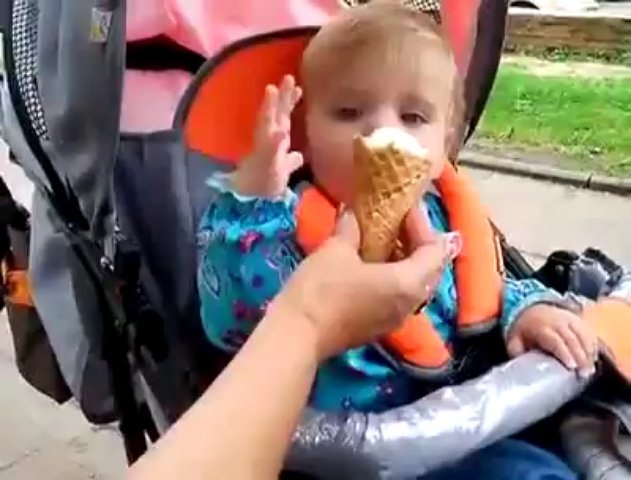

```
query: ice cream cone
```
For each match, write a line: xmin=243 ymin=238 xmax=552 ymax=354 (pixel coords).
xmin=352 ymin=128 xmax=432 ymax=262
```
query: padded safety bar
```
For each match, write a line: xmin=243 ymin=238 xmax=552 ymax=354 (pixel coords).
xmin=286 ymin=352 xmax=589 ymax=479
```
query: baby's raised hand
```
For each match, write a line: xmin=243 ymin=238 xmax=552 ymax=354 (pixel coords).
xmin=506 ymin=304 xmax=598 ymax=378
xmin=231 ymin=75 xmax=304 ymax=198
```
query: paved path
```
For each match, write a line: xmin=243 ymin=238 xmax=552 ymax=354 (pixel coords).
xmin=0 ymin=157 xmax=630 ymax=478
xmin=468 ymin=167 xmax=631 ymax=269
xmin=0 ymin=322 xmax=126 ymax=479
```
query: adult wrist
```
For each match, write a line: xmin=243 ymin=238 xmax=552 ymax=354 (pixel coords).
xmin=265 ymin=295 xmax=327 ymax=363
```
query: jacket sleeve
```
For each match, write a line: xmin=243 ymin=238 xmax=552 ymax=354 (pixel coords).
xmin=197 ymin=173 xmax=301 ymax=352
xmin=500 ymin=277 xmax=565 ymax=337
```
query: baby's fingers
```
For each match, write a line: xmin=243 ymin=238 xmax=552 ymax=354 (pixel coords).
xmin=277 ymin=75 xmax=302 ymax=131
xmin=261 ymin=85 xmax=279 ymax=127
xmin=537 ymin=327 xmax=576 ymax=371
xmin=254 ymin=85 xmax=280 ymax=147
xmin=569 ymin=319 xmax=598 ymax=377
xmin=556 ymin=323 xmax=593 ymax=377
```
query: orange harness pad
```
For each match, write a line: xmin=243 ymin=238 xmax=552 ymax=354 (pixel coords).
xmin=2 ymin=261 xmax=33 ymax=308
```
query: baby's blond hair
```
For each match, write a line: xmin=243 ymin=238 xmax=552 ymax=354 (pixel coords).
xmin=301 ymin=1 xmax=465 ymax=161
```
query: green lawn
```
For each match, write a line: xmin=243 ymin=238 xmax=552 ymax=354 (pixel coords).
xmin=477 ymin=65 xmax=631 ymax=177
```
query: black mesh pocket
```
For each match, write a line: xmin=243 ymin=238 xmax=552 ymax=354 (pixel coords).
xmin=11 ymin=0 xmax=48 ymax=140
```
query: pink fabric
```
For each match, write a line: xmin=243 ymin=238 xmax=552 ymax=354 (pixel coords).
xmin=126 ymin=0 xmax=338 ymax=57
xmin=121 ymin=70 xmax=193 ymax=133
xmin=126 ymin=0 xmax=174 ymax=42
xmin=123 ymin=0 xmax=338 ymax=132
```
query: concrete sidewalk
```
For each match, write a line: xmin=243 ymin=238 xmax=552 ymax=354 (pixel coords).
xmin=0 ymin=322 xmax=126 ymax=479
xmin=0 ymin=159 xmax=630 ymax=479
xmin=467 ymin=167 xmax=631 ymax=268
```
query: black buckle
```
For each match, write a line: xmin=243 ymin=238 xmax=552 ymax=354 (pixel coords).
xmin=534 ymin=248 xmax=625 ymax=300
xmin=113 ymin=235 xmax=169 ymax=368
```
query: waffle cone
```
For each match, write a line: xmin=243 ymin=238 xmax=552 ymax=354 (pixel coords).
xmin=352 ymin=132 xmax=432 ymax=262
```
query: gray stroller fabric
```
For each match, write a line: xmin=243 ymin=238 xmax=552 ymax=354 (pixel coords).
xmin=114 ymin=131 xmax=221 ymax=327
xmin=26 ymin=0 xmax=124 ymax=238
xmin=29 ymin=191 xmax=116 ymax=420
xmin=113 ymin=132 xmax=228 ymax=424
xmin=0 ymin=0 xmax=126 ymax=421
xmin=3 ymin=0 xmax=125 ymax=237
xmin=562 ymin=413 xmax=631 ymax=480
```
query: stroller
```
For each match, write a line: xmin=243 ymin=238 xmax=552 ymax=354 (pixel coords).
xmin=1 ymin=0 xmax=631 ymax=478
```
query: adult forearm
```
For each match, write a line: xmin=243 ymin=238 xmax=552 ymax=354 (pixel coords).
xmin=128 ymin=305 xmax=319 ymax=480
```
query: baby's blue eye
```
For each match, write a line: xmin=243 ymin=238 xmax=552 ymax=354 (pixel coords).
xmin=333 ymin=107 xmax=362 ymax=121
xmin=401 ymin=112 xmax=426 ymax=126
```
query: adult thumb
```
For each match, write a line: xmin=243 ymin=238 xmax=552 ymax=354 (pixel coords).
xmin=404 ymin=206 xmax=438 ymax=250
xmin=398 ymin=236 xmax=450 ymax=289
xmin=333 ymin=209 xmax=361 ymax=248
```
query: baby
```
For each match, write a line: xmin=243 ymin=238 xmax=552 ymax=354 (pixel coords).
xmin=197 ymin=3 xmax=596 ymax=413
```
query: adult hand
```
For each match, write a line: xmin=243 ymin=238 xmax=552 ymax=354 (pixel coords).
xmin=269 ymin=207 xmax=454 ymax=360
xmin=129 ymin=207 xmax=454 ymax=480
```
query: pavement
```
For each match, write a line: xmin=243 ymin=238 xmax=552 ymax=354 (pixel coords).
xmin=0 ymin=156 xmax=630 ymax=479
xmin=0 ymin=324 xmax=126 ymax=480
xmin=468 ymin=167 xmax=631 ymax=268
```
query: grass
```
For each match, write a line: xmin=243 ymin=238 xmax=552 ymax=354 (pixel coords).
xmin=477 ymin=64 xmax=631 ymax=176
xmin=507 ymin=46 xmax=631 ymax=67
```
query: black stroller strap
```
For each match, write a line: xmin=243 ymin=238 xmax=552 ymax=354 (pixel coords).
xmin=70 ymin=236 xmax=149 ymax=463
xmin=490 ymin=220 xmax=535 ymax=280
xmin=0 ymin=0 xmax=10 ymax=35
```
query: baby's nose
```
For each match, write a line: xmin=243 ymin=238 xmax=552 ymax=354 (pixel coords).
xmin=361 ymin=109 xmax=401 ymax=136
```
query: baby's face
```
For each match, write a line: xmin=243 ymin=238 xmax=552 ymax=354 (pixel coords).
xmin=305 ymin=52 xmax=454 ymax=204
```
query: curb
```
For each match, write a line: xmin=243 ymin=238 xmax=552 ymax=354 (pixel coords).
xmin=460 ymin=150 xmax=631 ymax=197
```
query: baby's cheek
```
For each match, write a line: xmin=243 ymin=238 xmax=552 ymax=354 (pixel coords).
xmin=310 ymin=148 xmax=354 ymax=204
xmin=415 ymin=128 xmax=447 ymax=179
xmin=429 ymin=156 xmax=446 ymax=179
